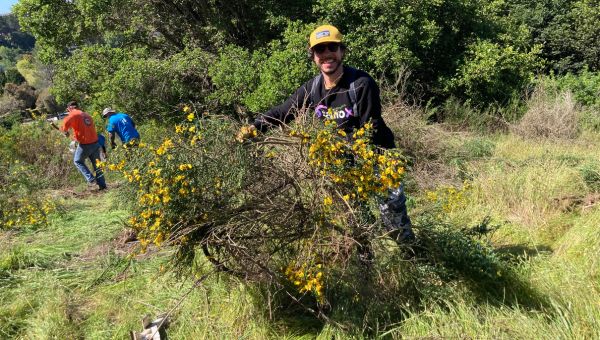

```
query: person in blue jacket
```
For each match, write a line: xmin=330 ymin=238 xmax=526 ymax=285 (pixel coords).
xmin=101 ymin=107 xmax=140 ymax=149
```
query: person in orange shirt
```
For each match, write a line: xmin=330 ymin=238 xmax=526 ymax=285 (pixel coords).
xmin=53 ymin=101 xmax=107 ymax=190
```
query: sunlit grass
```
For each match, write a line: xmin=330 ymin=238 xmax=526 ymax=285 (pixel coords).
xmin=1 ymin=121 xmax=599 ymax=338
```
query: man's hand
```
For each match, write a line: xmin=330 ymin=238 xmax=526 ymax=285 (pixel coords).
xmin=236 ymin=125 xmax=258 ymax=143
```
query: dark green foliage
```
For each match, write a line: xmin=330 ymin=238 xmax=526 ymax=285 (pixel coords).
xmin=507 ymin=0 xmax=600 ymax=74
xmin=12 ymin=0 xmax=600 ymax=117
xmin=555 ymin=69 xmax=600 ymax=109
xmin=0 ymin=14 xmax=35 ymax=51
xmin=3 ymin=67 xmax=24 ymax=85
xmin=14 ymin=0 xmax=315 ymax=63
xmin=99 ymin=48 xmax=213 ymax=118
xmin=209 ymin=22 xmax=314 ymax=114
xmin=0 ymin=46 xmax=22 ymax=71
xmin=579 ymin=162 xmax=600 ymax=192
xmin=315 ymin=0 xmax=542 ymax=105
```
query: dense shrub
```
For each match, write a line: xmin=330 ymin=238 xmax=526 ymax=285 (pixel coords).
xmin=51 ymin=47 xmax=213 ymax=119
xmin=446 ymin=40 xmax=542 ymax=105
xmin=0 ymin=116 xmax=75 ymax=188
xmin=50 ymin=46 xmax=131 ymax=108
xmin=3 ymin=67 xmax=25 ymax=85
xmin=209 ymin=22 xmax=314 ymax=114
xmin=18 ymin=0 xmax=559 ymax=115
xmin=555 ymin=69 xmax=600 ymax=109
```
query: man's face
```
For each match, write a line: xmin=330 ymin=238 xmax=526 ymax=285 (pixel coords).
xmin=312 ymin=42 xmax=343 ymax=75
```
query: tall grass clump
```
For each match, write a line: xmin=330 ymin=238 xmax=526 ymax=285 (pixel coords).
xmin=382 ymin=101 xmax=460 ymax=190
xmin=513 ymin=83 xmax=581 ymax=139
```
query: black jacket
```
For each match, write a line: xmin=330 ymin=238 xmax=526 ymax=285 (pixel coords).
xmin=253 ymin=66 xmax=395 ymax=148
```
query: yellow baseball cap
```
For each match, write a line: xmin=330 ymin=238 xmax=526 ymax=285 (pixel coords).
xmin=309 ymin=25 xmax=342 ymax=48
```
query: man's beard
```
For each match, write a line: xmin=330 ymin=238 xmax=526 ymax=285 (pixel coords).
xmin=321 ymin=61 xmax=342 ymax=75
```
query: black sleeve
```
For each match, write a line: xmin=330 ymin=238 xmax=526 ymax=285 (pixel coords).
xmin=356 ymin=77 xmax=395 ymax=148
xmin=253 ymin=81 xmax=312 ymax=132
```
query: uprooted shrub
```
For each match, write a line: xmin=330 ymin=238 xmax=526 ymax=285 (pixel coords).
xmin=104 ymin=107 xmax=539 ymax=330
xmin=105 ymin=106 xmax=406 ymax=291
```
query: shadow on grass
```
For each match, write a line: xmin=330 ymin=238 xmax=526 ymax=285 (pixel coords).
xmin=414 ymin=217 xmax=552 ymax=310
xmin=496 ymin=243 xmax=553 ymax=259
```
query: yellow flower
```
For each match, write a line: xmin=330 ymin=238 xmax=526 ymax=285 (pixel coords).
xmin=154 ymin=232 xmax=164 ymax=245
xmin=323 ymin=196 xmax=333 ymax=206
xmin=187 ymin=112 xmax=194 ymax=122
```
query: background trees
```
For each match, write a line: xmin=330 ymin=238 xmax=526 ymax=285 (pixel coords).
xmin=2 ymin=0 xmax=599 ymax=122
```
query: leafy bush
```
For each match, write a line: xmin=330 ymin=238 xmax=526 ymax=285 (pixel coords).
xmin=209 ymin=22 xmax=314 ymax=114
xmin=0 ymin=116 xmax=75 ymax=190
xmin=0 ymin=46 xmax=23 ymax=70
xmin=4 ymin=67 xmax=25 ymax=85
xmin=446 ymin=40 xmax=542 ymax=105
xmin=0 ymin=116 xmax=75 ymax=229
xmin=50 ymin=46 xmax=131 ymax=108
xmin=51 ymin=47 xmax=213 ymax=119
xmin=555 ymin=68 xmax=600 ymax=109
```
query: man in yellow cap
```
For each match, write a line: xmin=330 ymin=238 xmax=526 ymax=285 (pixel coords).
xmin=238 ymin=25 xmax=414 ymax=250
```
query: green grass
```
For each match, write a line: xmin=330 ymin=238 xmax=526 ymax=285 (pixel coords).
xmin=1 ymin=128 xmax=600 ymax=339
xmin=0 ymin=191 xmax=276 ymax=339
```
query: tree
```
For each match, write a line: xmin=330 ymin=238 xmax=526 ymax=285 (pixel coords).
xmin=506 ymin=0 xmax=600 ymax=73
xmin=0 ymin=14 xmax=35 ymax=51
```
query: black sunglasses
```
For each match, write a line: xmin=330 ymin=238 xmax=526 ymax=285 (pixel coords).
xmin=313 ymin=43 xmax=340 ymax=54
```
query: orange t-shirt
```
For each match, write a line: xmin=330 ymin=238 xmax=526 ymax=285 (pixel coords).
xmin=61 ymin=109 xmax=99 ymax=144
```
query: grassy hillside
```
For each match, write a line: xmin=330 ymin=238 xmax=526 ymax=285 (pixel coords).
xmin=1 ymin=111 xmax=599 ymax=338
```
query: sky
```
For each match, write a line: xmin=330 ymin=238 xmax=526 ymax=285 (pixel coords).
xmin=0 ymin=0 xmax=19 ymax=15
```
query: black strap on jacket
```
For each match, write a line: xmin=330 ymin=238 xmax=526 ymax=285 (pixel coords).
xmin=310 ymin=67 xmax=359 ymax=116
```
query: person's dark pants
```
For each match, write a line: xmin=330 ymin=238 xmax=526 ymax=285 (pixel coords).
xmin=379 ymin=183 xmax=415 ymax=242
xmin=357 ymin=183 xmax=415 ymax=264
xmin=73 ymin=142 xmax=106 ymax=189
